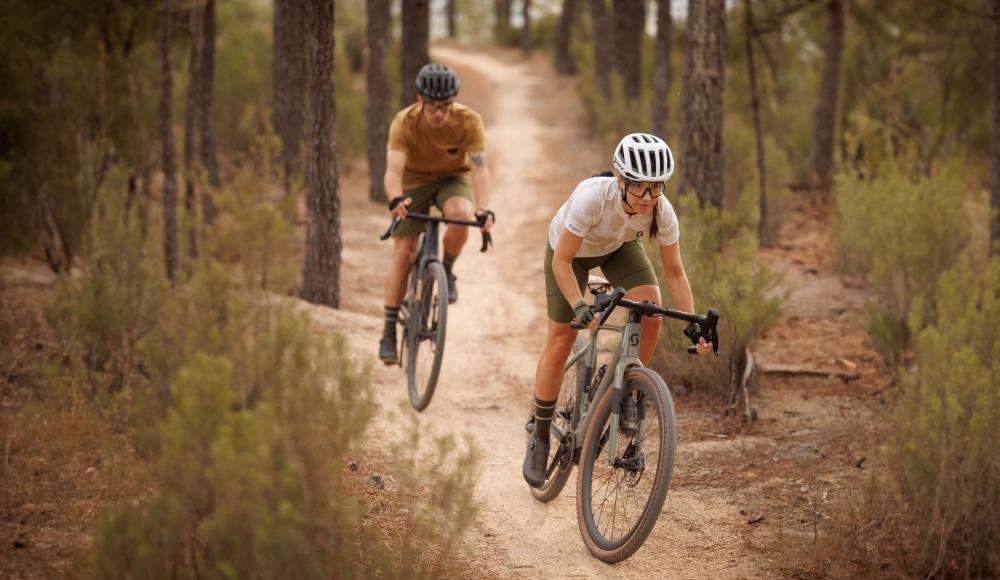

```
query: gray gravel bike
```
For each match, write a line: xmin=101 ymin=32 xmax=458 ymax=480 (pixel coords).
xmin=380 ymin=212 xmax=492 ymax=411
xmin=527 ymin=277 xmax=720 ymax=562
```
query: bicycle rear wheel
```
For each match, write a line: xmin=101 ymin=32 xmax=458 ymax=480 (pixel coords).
xmin=406 ymin=262 xmax=448 ymax=411
xmin=576 ymin=368 xmax=676 ymax=563
xmin=530 ymin=334 xmax=586 ymax=503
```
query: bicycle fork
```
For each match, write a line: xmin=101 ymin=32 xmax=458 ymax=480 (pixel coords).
xmin=606 ymin=316 xmax=643 ymax=467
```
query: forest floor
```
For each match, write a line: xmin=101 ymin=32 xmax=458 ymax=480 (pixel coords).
xmin=0 ymin=42 xmax=895 ymax=578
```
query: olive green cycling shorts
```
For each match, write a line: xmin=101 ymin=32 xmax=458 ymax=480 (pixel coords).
xmin=394 ymin=175 xmax=475 ymax=236
xmin=544 ymin=240 xmax=658 ymax=323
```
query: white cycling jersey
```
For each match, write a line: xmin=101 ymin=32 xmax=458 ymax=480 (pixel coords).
xmin=548 ymin=176 xmax=679 ymax=258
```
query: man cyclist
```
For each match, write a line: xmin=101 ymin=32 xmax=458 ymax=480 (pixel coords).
xmin=379 ymin=63 xmax=495 ymax=365
xmin=523 ymin=133 xmax=713 ymax=488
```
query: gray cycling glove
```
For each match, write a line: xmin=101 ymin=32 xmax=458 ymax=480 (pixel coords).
xmin=573 ymin=300 xmax=598 ymax=327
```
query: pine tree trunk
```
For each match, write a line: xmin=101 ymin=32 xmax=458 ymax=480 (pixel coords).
xmin=273 ymin=0 xmax=308 ymax=193
xmin=301 ymin=0 xmax=341 ymax=307
xmin=678 ymin=0 xmax=726 ymax=209
xmin=495 ymin=0 xmax=513 ymax=40
xmin=367 ymin=0 xmax=390 ymax=202
xmin=808 ymin=0 xmax=844 ymax=196
xmin=745 ymin=0 xmax=770 ymax=246
xmin=160 ymin=0 xmax=179 ymax=281
xmin=589 ymin=0 xmax=612 ymax=97
xmin=400 ymin=0 xmax=430 ymax=110
xmin=992 ymin=0 xmax=1000 ymax=253
xmin=613 ymin=0 xmax=644 ymax=100
xmin=650 ymin=0 xmax=672 ymax=137
xmin=447 ymin=0 xmax=457 ymax=38
xmin=184 ymin=2 xmax=204 ymax=259
xmin=522 ymin=0 xmax=533 ymax=55
xmin=554 ymin=0 xmax=578 ymax=74
xmin=199 ymin=0 xmax=219 ymax=221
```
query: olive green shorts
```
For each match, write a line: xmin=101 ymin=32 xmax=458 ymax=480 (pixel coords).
xmin=394 ymin=175 xmax=475 ymax=236
xmin=544 ymin=240 xmax=658 ymax=323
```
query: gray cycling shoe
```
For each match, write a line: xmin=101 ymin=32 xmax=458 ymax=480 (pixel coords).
xmin=619 ymin=394 xmax=638 ymax=436
xmin=378 ymin=331 xmax=399 ymax=365
xmin=522 ymin=436 xmax=550 ymax=488
xmin=446 ymin=271 xmax=458 ymax=304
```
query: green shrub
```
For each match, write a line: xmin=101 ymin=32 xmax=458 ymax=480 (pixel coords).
xmin=888 ymin=254 xmax=1000 ymax=578
xmin=649 ymin=190 xmax=782 ymax=397
xmin=46 ymin=166 xmax=168 ymax=418
xmin=832 ymin=158 xmax=972 ymax=357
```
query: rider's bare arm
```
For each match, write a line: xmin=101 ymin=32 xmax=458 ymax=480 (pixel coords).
xmin=660 ymin=241 xmax=711 ymax=353
xmin=553 ymin=228 xmax=586 ymax=308
xmin=384 ymin=150 xmax=409 ymax=217
xmin=659 ymin=241 xmax=694 ymax=313
xmin=469 ymin=151 xmax=492 ymax=231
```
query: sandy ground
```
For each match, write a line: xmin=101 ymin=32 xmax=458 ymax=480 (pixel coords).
xmin=299 ymin=43 xmax=892 ymax=578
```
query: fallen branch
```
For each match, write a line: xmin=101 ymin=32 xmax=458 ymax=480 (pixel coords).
xmin=759 ymin=363 xmax=861 ymax=381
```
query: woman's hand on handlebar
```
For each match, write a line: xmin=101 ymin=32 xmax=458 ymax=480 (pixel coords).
xmin=389 ymin=196 xmax=411 ymax=219
xmin=693 ymin=337 xmax=713 ymax=356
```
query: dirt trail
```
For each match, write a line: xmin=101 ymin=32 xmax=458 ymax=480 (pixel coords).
xmin=303 ymin=44 xmax=792 ymax=578
xmin=301 ymin=40 xmax=898 ymax=578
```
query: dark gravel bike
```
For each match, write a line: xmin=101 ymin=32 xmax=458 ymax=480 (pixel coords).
xmin=527 ymin=276 xmax=720 ymax=562
xmin=380 ymin=212 xmax=492 ymax=411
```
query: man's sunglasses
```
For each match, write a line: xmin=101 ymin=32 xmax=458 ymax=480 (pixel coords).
xmin=424 ymin=100 xmax=454 ymax=113
xmin=624 ymin=179 xmax=666 ymax=199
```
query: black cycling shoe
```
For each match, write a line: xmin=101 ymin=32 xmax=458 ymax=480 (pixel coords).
xmin=445 ymin=271 xmax=458 ymax=304
xmin=618 ymin=394 xmax=638 ymax=436
xmin=522 ymin=436 xmax=550 ymax=488
xmin=378 ymin=331 xmax=399 ymax=365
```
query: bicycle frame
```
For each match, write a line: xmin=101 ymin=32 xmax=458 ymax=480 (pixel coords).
xmin=555 ymin=308 xmax=648 ymax=467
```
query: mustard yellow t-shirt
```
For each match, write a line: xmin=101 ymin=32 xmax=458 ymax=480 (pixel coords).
xmin=387 ymin=102 xmax=486 ymax=190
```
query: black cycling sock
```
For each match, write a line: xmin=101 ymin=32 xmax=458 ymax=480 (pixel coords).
xmin=443 ymin=252 xmax=458 ymax=274
xmin=383 ymin=306 xmax=399 ymax=336
xmin=533 ymin=396 xmax=557 ymax=440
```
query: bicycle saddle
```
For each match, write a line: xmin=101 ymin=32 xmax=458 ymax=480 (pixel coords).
xmin=587 ymin=274 xmax=612 ymax=295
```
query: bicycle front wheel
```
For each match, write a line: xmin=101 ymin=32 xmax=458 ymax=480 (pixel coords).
xmin=576 ymin=367 xmax=676 ymax=563
xmin=406 ymin=262 xmax=448 ymax=411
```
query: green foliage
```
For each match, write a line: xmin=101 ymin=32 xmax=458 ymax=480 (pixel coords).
xmin=888 ymin=255 xmax=1000 ymax=577
xmin=46 ymin=166 xmax=168 ymax=417
xmin=649 ymin=190 xmax=782 ymax=394
xmin=832 ymin=157 xmax=972 ymax=357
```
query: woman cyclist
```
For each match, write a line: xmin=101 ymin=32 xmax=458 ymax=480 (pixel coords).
xmin=523 ymin=133 xmax=712 ymax=487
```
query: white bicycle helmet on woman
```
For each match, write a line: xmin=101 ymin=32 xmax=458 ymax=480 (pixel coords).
xmin=612 ymin=133 xmax=675 ymax=182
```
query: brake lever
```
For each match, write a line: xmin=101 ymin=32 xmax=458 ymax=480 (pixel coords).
xmin=379 ymin=216 xmax=401 ymax=241
xmin=686 ymin=308 xmax=721 ymax=356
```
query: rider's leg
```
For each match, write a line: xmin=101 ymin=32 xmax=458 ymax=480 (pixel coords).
xmin=439 ymin=186 xmax=475 ymax=303
xmin=524 ymin=320 xmax=578 ymax=487
xmin=441 ymin=194 xmax=475 ymax=257
xmin=380 ymin=236 xmax=419 ymax=362
xmin=384 ymin=236 xmax=419 ymax=307
xmin=623 ymin=284 xmax=663 ymax=365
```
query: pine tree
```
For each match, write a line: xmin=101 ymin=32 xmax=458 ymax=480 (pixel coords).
xmin=367 ymin=0 xmax=391 ymax=202
xmin=678 ymin=0 xmax=726 ymax=209
xmin=400 ymin=0 xmax=430 ymax=110
xmin=808 ymin=0 xmax=844 ymax=195
xmin=160 ymin=0 xmax=179 ymax=280
xmin=301 ymin=0 xmax=341 ymax=307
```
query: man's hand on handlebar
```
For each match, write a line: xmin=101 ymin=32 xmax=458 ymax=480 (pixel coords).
xmin=476 ymin=209 xmax=495 ymax=233
xmin=389 ymin=196 xmax=411 ymax=219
